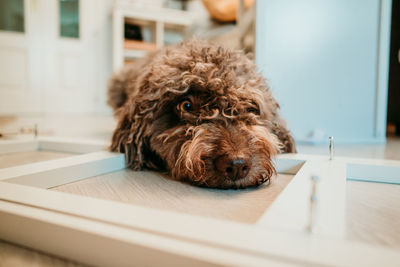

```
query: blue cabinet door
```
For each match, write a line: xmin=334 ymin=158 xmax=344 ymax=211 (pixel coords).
xmin=256 ymin=0 xmax=392 ymax=144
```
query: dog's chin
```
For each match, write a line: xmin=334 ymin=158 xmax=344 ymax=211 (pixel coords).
xmin=216 ymin=174 xmax=272 ymax=189
xmin=186 ymin=166 xmax=275 ymax=189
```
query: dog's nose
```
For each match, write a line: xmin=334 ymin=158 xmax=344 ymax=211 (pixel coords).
xmin=215 ymin=156 xmax=251 ymax=180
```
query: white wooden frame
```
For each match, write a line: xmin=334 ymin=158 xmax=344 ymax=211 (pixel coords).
xmin=0 ymin=137 xmax=108 ymax=155
xmin=0 ymin=138 xmax=400 ymax=266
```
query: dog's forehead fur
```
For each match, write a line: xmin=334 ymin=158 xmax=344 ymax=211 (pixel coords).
xmin=129 ymin=40 xmax=278 ymax=121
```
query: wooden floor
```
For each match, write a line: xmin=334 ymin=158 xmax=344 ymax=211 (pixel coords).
xmin=52 ymin=170 xmax=294 ymax=224
xmin=0 ymin=241 xmax=82 ymax=267
xmin=346 ymin=180 xmax=400 ymax=250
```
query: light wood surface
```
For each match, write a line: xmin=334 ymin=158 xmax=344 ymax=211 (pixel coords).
xmin=0 ymin=240 xmax=83 ymax=267
xmin=346 ymin=180 xmax=400 ymax=249
xmin=124 ymin=40 xmax=157 ymax=51
xmin=52 ymin=170 xmax=294 ymax=224
xmin=0 ymin=151 xmax=74 ymax=169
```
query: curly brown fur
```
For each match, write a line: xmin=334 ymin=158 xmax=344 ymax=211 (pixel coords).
xmin=108 ymin=39 xmax=296 ymax=189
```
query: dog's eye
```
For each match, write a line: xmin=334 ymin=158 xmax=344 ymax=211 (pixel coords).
xmin=247 ymin=107 xmax=259 ymax=115
xmin=180 ymin=100 xmax=193 ymax=112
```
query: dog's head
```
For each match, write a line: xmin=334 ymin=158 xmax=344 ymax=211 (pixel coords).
xmin=111 ymin=40 xmax=283 ymax=189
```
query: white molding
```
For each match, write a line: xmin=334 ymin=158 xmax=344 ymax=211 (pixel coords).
xmin=113 ymin=5 xmax=194 ymax=26
xmin=37 ymin=137 xmax=109 ymax=153
xmin=374 ymin=0 xmax=392 ymax=139
xmin=112 ymin=9 xmax=124 ymax=71
xmin=347 ymin=163 xmax=400 ymax=184
xmin=0 ymin=137 xmax=108 ymax=154
xmin=123 ymin=49 xmax=148 ymax=59
xmin=0 ymin=151 xmax=125 ymax=188
xmin=0 ymin=139 xmax=39 ymax=155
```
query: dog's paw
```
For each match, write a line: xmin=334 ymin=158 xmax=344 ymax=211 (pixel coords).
xmin=258 ymin=173 xmax=271 ymax=186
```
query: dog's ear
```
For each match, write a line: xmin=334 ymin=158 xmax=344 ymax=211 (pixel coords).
xmin=270 ymin=121 xmax=297 ymax=153
xmin=110 ymin=106 xmax=146 ymax=170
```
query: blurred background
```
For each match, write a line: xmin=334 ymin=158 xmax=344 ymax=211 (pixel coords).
xmin=0 ymin=0 xmax=399 ymax=156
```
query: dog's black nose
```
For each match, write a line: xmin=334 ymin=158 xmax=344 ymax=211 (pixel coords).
xmin=215 ymin=156 xmax=251 ymax=180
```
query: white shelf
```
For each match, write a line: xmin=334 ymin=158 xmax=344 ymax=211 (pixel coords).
xmin=112 ymin=4 xmax=195 ymax=71
xmin=124 ymin=49 xmax=148 ymax=59
xmin=115 ymin=5 xmax=194 ymax=26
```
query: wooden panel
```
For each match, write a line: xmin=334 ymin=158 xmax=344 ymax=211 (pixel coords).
xmin=51 ymin=170 xmax=294 ymax=224
xmin=124 ymin=40 xmax=157 ymax=50
xmin=346 ymin=180 xmax=400 ymax=249
xmin=0 ymin=240 xmax=83 ymax=267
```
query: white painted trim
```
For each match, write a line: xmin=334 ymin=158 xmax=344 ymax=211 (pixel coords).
xmin=113 ymin=6 xmax=194 ymax=26
xmin=259 ymin=157 xmax=347 ymax=238
xmin=347 ymin=164 xmax=400 ymax=184
xmin=112 ymin=8 xmax=124 ymax=71
xmin=155 ymin=21 xmax=164 ymax=49
xmin=0 ymin=151 xmax=125 ymax=188
xmin=37 ymin=137 xmax=108 ymax=153
xmin=274 ymin=158 xmax=305 ymax=175
xmin=0 ymin=139 xmax=38 ymax=154
xmin=374 ymin=0 xmax=392 ymax=139
xmin=0 ymin=137 xmax=108 ymax=154
xmin=123 ymin=49 xmax=148 ymax=59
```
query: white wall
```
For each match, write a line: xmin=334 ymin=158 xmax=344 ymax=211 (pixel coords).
xmin=89 ymin=0 xmax=114 ymax=115
xmin=256 ymin=0 xmax=392 ymax=144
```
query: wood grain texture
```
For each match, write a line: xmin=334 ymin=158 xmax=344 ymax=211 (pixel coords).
xmin=51 ymin=170 xmax=294 ymax=224
xmin=0 ymin=240 xmax=84 ymax=267
xmin=0 ymin=151 xmax=74 ymax=169
xmin=346 ymin=181 xmax=400 ymax=249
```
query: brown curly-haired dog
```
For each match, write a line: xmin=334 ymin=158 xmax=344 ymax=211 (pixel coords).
xmin=108 ymin=40 xmax=295 ymax=189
